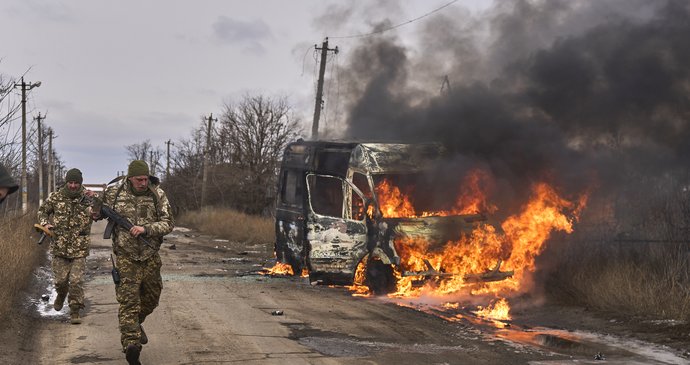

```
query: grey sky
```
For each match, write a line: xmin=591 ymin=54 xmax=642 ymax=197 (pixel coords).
xmin=0 ymin=0 xmax=490 ymax=184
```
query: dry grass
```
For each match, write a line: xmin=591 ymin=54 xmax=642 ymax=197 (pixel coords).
xmin=0 ymin=211 xmax=46 ymax=319
xmin=550 ymin=244 xmax=690 ymax=320
xmin=551 ymin=247 xmax=690 ymax=320
xmin=536 ymin=177 xmax=690 ymax=321
xmin=177 ymin=207 xmax=275 ymax=244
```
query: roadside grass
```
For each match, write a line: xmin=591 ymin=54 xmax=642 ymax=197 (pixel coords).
xmin=548 ymin=240 xmax=690 ymax=321
xmin=0 ymin=211 xmax=46 ymax=320
xmin=177 ymin=207 xmax=274 ymax=244
xmin=545 ymin=188 xmax=690 ymax=321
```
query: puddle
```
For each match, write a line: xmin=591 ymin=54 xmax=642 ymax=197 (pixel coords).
xmin=31 ymin=265 xmax=67 ymax=319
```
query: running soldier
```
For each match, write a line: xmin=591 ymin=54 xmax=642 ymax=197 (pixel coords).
xmin=96 ymin=160 xmax=173 ymax=365
xmin=37 ymin=168 xmax=95 ymax=324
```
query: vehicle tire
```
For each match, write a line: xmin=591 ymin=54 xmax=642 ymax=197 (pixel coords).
xmin=365 ymin=258 xmax=396 ymax=295
xmin=287 ymin=255 xmax=303 ymax=276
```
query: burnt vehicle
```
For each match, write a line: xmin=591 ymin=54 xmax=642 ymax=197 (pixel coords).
xmin=274 ymin=140 xmax=512 ymax=293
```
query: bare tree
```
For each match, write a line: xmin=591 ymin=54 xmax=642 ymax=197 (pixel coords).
xmin=0 ymin=71 xmax=21 ymax=168
xmin=126 ymin=139 xmax=154 ymax=161
xmin=163 ymin=94 xmax=301 ymax=214
xmin=162 ymin=129 xmax=205 ymax=212
xmin=217 ymin=94 xmax=301 ymax=214
xmin=125 ymin=139 xmax=163 ymax=175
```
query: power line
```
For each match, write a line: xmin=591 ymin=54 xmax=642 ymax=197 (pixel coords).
xmin=330 ymin=0 xmax=459 ymax=40
xmin=300 ymin=44 xmax=315 ymax=76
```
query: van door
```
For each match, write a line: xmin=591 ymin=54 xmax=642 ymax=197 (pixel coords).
xmin=305 ymin=174 xmax=368 ymax=284
xmin=275 ymin=168 xmax=307 ymax=274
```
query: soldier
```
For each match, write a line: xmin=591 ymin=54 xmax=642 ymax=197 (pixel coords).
xmin=37 ymin=168 xmax=95 ymax=324
xmin=97 ymin=160 xmax=173 ymax=365
xmin=0 ymin=163 xmax=19 ymax=204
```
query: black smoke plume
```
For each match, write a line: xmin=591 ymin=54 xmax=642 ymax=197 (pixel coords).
xmin=331 ymin=0 xmax=690 ymax=216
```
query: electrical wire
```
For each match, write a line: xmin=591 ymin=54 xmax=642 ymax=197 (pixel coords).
xmin=300 ymin=44 xmax=315 ymax=77
xmin=330 ymin=0 xmax=459 ymax=39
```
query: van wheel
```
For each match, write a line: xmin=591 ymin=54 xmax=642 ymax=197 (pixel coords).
xmin=365 ymin=259 xmax=396 ymax=295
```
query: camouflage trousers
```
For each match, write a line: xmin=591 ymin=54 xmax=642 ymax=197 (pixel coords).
xmin=51 ymin=255 xmax=86 ymax=311
xmin=115 ymin=253 xmax=162 ymax=350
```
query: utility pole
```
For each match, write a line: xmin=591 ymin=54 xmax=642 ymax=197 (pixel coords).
xmin=34 ymin=112 xmax=47 ymax=205
xmin=311 ymin=38 xmax=338 ymax=140
xmin=14 ymin=77 xmax=41 ymax=213
xmin=201 ymin=113 xmax=216 ymax=207
xmin=165 ymin=139 xmax=173 ymax=182
xmin=149 ymin=150 xmax=155 ymax=176
xmin=47 ymin=128 xmax=54 ymax=194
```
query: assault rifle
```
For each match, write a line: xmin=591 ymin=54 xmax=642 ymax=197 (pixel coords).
xmin=101 ymin=205 xmax=154 ymax=249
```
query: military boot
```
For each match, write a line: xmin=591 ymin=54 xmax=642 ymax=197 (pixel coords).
xmin=125 ymin=344 xmax=142 ymax=365
xmin=53 ymin=292 xmax=66 ymax=311
xmin=70 ymin=311 xmax=82 ymax=325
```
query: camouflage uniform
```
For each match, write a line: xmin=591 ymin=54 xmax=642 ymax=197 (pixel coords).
xmin=37 ymin=186 xmax=93 ymax=313
xmin=102 ymin=179 xmax=173 ymax=351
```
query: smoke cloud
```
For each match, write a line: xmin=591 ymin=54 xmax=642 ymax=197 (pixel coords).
xmin=328 ymin=0 xmax=690 ymax=213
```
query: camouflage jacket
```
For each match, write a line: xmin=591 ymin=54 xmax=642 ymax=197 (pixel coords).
xmin=37 ymin=187 xmax=93 ymax=258
xmin=102 ymin=180 xmax=174 ymax=261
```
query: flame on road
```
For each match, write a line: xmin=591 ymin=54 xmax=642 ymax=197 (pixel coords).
xmin=474 ymin=298 xmax=511 ymax=321
xmin=262 ymin=262 xmax=294 ymax=276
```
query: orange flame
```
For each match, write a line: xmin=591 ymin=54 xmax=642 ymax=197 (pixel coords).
xmin=453 ymin=169 xmax=498 ymax=215
xmin=357 ymin=169 xmax=588 ymax=318
xmin=375 ymin=170 xmax=499 ymax=218
xmin=474 ymin=298 xmax=512 ymax=321
xmin=376 ymin=179 xmax=417 ymax=218
xmin=262 ymin=262 xmax=294 ymax=276
xmin=499 ymin=182 xmax=589 ymax=290
xmin=347 ymin=257 xmax=372 ymax=297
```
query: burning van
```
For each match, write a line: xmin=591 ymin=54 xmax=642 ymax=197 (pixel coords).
xmin=274 ymin=140 xmax=513 ymax=294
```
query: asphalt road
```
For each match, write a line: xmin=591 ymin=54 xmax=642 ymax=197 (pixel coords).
xmin=17 ymin=220 xmax=690 ymax=365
